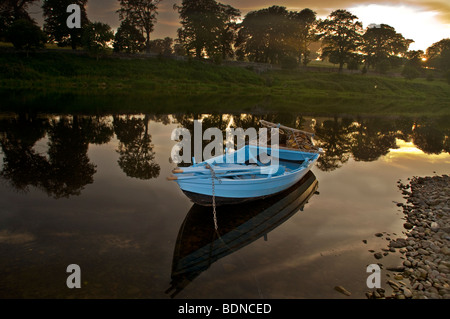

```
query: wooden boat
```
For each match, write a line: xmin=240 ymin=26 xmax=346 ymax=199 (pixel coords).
xmin=165 ymin=171 xmax=319 ymax=298
xmin=168 ymin=120 xmax=322 ymax=206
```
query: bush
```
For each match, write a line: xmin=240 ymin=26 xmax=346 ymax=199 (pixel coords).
xmin=402 ymin=65 xmax=421 ymax=80
xmin=280 ymin=56 xmax=298 ymax=70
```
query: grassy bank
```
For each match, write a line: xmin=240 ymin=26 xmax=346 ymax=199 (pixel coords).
xmin=0 ymin=51 xmax=449 ymax=116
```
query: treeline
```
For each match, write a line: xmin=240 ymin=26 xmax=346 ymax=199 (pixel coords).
xmin=0 ymin=0 xmax=449 ymax=78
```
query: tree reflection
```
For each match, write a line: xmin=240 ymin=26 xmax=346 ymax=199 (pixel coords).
xmin=313 ymin=117 xmax=355 ymax=171
xmin=413 ymin=124 xmax=447 ymax=155
xmin=44 ymin=116 xmax=97 ymax=198
xmin=0 ymin=114 xmax=49 ymax=192
xmin=113 ymin=115 xmax=160 ymax=180
xmin=0 ymin=114 xmax=114 ymax=198
xmin=351 ymin=118 xmax=398 ymax=162
xmin=1 ymin=112 xmax=448 ymax=197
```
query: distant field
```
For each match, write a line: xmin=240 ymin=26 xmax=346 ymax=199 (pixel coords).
xmin=0 ymin=50 xmax=449 ymax=116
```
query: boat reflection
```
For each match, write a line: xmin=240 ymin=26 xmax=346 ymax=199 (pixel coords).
xmin=165 ymin=171 xmax=319 ymax=298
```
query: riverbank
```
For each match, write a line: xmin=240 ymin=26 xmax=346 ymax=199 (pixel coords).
xmin=368 ymin=175 xmax=450 ymax=299
xmin=1 ymin=51 xmax=449 ymax=116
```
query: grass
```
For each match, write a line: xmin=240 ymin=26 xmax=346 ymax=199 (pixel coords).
xmin=0 ymin=50 xmax=449 ymax=116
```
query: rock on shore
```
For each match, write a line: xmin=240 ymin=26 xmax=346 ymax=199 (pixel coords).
xmin=368 ymin=175 xmax=450 ymax=299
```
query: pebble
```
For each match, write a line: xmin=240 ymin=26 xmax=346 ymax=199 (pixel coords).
xmin=374 ymin=252 xmax=383 ymax=259
xmin=335 ymin=286 xmax=351 ymax=296
xmin=367 ymin=175 xmax=450 ymax=299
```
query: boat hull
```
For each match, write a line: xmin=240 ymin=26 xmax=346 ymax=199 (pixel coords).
xmin=175 ymin=145 xmax=319 ymax=206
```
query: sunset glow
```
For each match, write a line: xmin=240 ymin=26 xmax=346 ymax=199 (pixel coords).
xmin=28 ymin=0 xmax=450 ymax=51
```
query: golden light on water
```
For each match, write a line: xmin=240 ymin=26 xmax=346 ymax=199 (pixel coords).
xmin=389 ymin=139 xmax=424 ymax=155
xmin=385 ymin=139 xmax=450 ymax=164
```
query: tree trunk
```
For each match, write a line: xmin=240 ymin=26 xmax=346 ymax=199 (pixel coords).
xmin=146 ymin=31 xmax=151 ymax=54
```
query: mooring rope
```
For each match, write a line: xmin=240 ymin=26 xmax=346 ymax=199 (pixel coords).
xmin=205 ymin=164 xmax=219 ymax=230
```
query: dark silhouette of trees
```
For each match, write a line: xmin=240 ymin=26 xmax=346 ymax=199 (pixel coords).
xmin=426 ymin=38 xmax=450 ymax=73
xmin=0 ymin=0 xmax=38 ymax=40
xmin=402 ymin=50 xmax=425 ymax=80
xmin=362 ymin=24 xmax=413 ymax=73
xmin=117 ymin=0 xmax=161 ymax=53
xmin=215 ymin=3 xmax=240 ymax=60
xmin=175 ymin=0 xmax=240 ymax=59
xmin=290 ymin=9 xmax=317 ymax=66
xmin=150 ymin=37 xmax=174 ymax=56
xmin=113 ymin=19 xmax=146 ymax=53
xmin=113 ymin=115 xmax=160 ymax=180
xmin=42 ymin=0 xmax=89 ymax=50
xmin=317 ymin=10 xmax=363 ymax=73
xmin=6 ymin=19 xmax=46 ymax=53
xmin=82 ymin=21 xmax=114 ymax=59
xmin=236 ymin=6 xmax=293 ymax=64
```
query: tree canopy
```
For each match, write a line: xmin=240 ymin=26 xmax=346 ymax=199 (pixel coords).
xmin=0 ymin=0 xmax=39 ymax=40
xmin=7 ymin=18 xmax=46 ymax=52
xmin=426 ymin=38 xmax=450 ymax=72
xmin=42 ymin=0 xmax=89 ymax=50
xmin=113 ymin=19 xmax=146 ymax=53
xmin=362 ymin=24 xmax=413 ymax=72
xmin=117 ymin=0 xmax=161 ymax=53
xmin=317 ymin=10 xmax=363 ymax=72
xmin=82 ymin=21 xmax=114 ymax=59
xmin=175 ymin=0 xmax=240 ymax=59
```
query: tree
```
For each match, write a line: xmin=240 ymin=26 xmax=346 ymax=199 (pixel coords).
xmin=236 ymin=6 xmax=293 ymax=64
xmin=0 ymin=0 xmax=38 ymax=40
xmin=290 ymin=8 xmax=317 ymax=66
xmin=215 ymin=3 xmax=240 ymax=60
xmin=317 ymin=9 xmax=363 ymax=72
xmin=7 ymin=19 xmax=46 ymax=53
xmin=113 ymin=19 xmax=146 ymax=53
xmin=361 ymin=24 xmax=413 ymax=72
xmin=82 ymin=21 xmax=114 ymax=59
xmin=426 ymin=38 xmax=450 ymax=72
xmin=175 ymin=0 xmax=240 ymax=59
xmin=42 ymin=0 xmax=89 ymax=50
xmin=117 ymin=0 xmax=161 ymax=53
xmin=150 ymin=37 xmax=174 ymax=56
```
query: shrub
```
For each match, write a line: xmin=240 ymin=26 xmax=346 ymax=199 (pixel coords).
xmin=402 ymin=65 xmax=421 ymax=80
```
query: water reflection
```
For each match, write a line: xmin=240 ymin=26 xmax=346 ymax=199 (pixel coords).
xmin=165 ymin=171 xmax=319 ymax=299
xmin=113 ymin=115 xmax=160 ymax=180
xmin=0 ymin=113 xmax=448 ymax=197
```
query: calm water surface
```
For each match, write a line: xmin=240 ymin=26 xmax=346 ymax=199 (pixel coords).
xmin=0 ymin=113 xmax=449 ymax=299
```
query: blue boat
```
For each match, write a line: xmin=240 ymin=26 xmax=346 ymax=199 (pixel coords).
xmin=165 ymin=171 xmax=319 ymax=298
xmin=168 ymin=121 xmax=322 ymax=206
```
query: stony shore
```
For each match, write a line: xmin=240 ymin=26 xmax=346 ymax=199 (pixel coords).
xmin=366 ymin=175 xmax=450 ymax=299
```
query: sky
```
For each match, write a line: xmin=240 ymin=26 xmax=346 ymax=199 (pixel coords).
xmin=28 ymin=0 xmax=450 ymax=51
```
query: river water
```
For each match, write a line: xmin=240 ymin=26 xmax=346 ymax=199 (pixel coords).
xmin=0 ymin=113 xmax=448 ymax=299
